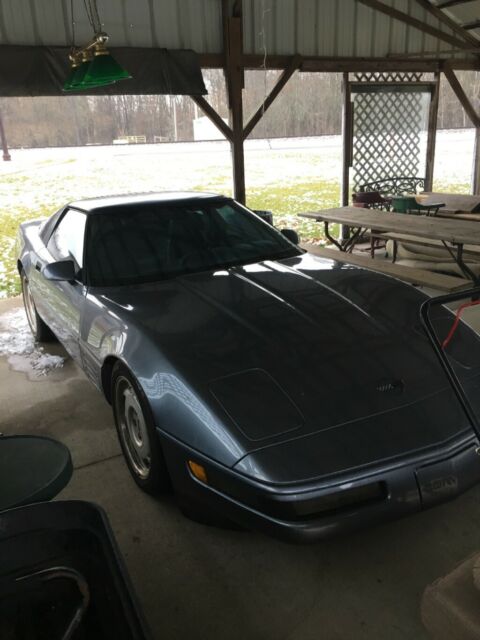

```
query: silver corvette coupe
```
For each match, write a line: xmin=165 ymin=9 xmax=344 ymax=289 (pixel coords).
xmin=16 ymin=192 xmax=480 ymax=542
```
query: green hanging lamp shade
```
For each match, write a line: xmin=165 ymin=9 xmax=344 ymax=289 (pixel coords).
xmin=82 ymin=43 xmax=131 ymax=87
xmin=63 ymin=52 xmax=101 ymax=92
xmin=63 ymin=54 xmax=86 ymax=92
xmin=63 ymin=64 xmax=80 ymax=92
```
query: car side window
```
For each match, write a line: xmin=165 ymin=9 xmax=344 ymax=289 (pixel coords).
xmin=47 ymin=209 xmax=86 ymax=269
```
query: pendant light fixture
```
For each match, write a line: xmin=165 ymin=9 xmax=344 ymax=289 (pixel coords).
xmin=63 ymin=0 xmax=131 ymax=92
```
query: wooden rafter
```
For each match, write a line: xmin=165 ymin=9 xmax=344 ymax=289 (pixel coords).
xmin=414 ymin=0 xmax=480 ymax=47
xmin=462 ymin=19 xmax=480 ymax=30
xmin=243 ymin=54 xmax=302 ymax=140
xmin=390 ymin=47 xmax=480 ymax=57
xmin=444 ymin=58 xmax=480 ymax=69
xmin=443 ymin=66 xmax=480 ymax=127
xmin=356 ymin=0 xmax=472 ymax=49
xmin=437 ymin=0 xmax=477 ymax=8
xmin=190 ymin=95 xmax=233 ymax=142
xmin=257 ymin=55 xmax=440 ymax=71
xmin=197 ymin=53 xmax=480 ymax=71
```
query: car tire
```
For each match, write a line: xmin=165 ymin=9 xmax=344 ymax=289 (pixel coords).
xmin=21 ymin=269 xmax=56 ymax=342
xmin=111 ymin=362 xmax=171 ymax=495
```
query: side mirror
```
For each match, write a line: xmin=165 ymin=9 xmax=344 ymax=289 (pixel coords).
xmin=43 ymin=260 xmax=77 ymax=282
xmin=281 ymin=228 xmax=299 ymax=245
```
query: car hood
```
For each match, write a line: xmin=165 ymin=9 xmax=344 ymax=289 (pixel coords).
xmin=102 ymin=253 xmax=474 ymax=477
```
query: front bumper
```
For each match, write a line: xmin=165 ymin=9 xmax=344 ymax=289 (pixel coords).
xmin=158 ymin=430 xmax=480 ymax=543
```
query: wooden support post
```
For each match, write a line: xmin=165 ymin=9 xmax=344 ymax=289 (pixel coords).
xmin=425 ymin=72 xmax=440 ymax=191
xmin=0 ymin=114 xmax=11 ymax=161
xmin=341 ymin=73 xmax=352 ymax=207
xmin=474 ymin=128 xmax=480 ymax=195
xmin=341 ymin=73 xmax=352 ymax=240
xmin=226 ymin=15 xmax=246 ymax=204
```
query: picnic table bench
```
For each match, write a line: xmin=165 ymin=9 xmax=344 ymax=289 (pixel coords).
xmin=301 ymin=244 xmax=470 ymax=292
xmin=300 ymin=206 xmax=480 ymax=285
xmin=370 ymin=232 xmax=480 ymax=264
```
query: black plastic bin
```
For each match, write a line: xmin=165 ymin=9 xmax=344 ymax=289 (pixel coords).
xmin=0 ymin=500 xmax=151 ymax=640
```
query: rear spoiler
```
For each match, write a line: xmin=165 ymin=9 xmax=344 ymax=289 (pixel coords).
xmin=421 ymin=288 xmax=480 ymax=442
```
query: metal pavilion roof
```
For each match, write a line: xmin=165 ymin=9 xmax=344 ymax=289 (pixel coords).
xmin=0 ymin=0 xmax=478 ymax=60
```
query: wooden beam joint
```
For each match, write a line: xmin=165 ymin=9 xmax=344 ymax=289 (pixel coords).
xmin=243 ymin=54 xmax=302 ymax=140
xmin=443 ymin=66 xmax=480 ymax=127
xmin=190 ymin=95 xmax=233 ymax=142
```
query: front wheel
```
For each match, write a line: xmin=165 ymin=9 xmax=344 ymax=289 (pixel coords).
xmin=111 ymin=363 xmax=170 ymax=495
xmin=21 ymin=269 xmax=55 ymax=342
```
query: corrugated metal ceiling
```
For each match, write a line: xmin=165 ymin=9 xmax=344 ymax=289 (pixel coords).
xmin=243 ymin=0 xmax=478 ymax=57
xmin=0 ymin=0 xmax=477 ymax=58
xmin=0 ymin=0 xmax=224 ymax=51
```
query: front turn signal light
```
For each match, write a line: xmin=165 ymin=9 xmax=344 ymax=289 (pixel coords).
xmin=188 ymin=460 xmax=208 ymax=484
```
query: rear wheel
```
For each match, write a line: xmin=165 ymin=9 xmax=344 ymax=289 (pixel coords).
xmin=21 ymin=269 xmax=55 ymax=342
xmin=112 ymin=363 xmax=170 ymax=495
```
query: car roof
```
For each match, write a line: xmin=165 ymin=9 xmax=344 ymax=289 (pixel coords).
xmin=68 ymin=191 xmax=228 ymax=213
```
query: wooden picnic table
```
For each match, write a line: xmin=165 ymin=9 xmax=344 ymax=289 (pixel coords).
xmin=300 ymin=206 xmax=480 ymax=284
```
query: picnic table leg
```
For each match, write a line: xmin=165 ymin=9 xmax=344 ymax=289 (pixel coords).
xmin=323 ymin=221 xmax=345 ymax=251
xmin=344 ymin=227 xmax=366 ymax=253
xmin=392 ymin=240 xmax=398 ymax=264
xmin=323 ymin=220 xmax=366 ymax=253
xmin=456 ymin=244 xmax=480 ymax=285
xmin=441 ymin=241 xmax=480 ymax=285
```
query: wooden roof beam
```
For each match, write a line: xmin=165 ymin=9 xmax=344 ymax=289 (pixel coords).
xmin=198 ymin=54 xmax=480 ymax=72
xmin=462 ymin=19 xmax=480 ymax=30
xmin=437 ymin=0 xmax=477 ymax=8
xmin=356 ymin=0 xmax=472 ymax=49
xmin=414 ymin=0 xmax=480 ymax=47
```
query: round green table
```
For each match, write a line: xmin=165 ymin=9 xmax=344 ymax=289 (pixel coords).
xmin=0 ymin=435 xmax=73 ymax=511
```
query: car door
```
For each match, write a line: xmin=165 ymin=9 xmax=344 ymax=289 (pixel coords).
xmin=38 ymin=208 xmax=87 ymax=363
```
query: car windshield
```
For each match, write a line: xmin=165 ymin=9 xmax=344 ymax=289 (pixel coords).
xmin=86 ymin=199 xmax=301 ymax=287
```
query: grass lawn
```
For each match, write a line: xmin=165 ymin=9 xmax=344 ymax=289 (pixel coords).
xmin=0 ymin=131 xmax=474 ymax=298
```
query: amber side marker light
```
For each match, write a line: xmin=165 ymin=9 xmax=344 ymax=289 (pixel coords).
xmin=188 ymin=461 xmax=208 ymax=484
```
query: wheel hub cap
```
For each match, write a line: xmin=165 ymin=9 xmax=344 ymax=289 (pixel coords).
xmin=116 ymin=378 xmax=151 ymax=479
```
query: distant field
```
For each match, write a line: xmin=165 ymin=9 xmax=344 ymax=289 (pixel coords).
xmin=0 ymin=129 xmax=475 ymax=297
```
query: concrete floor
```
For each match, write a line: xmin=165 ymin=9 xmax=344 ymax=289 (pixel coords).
xmin=3 ymin=295 xmax=480 ymax=639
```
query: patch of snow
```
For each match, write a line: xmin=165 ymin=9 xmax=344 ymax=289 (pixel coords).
xmin=31 ymin=353 xmax=65 ymax=373
xmin=0 ymin=308 xmax=35 ymax=355
xmin=0 ymin=308 xmax=65 ymax=376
